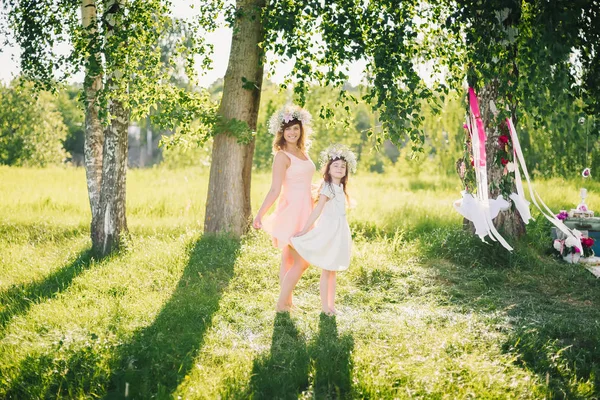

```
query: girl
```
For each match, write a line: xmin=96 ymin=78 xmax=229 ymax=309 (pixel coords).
xmin=290 ymin=144 xmax=356 ymax=315
xmin=253 ymin=104 xmax=316 ymax=312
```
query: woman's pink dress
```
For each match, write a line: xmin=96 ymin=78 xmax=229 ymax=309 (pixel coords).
xmin=262 ymin=151 xmax=316 ymax=249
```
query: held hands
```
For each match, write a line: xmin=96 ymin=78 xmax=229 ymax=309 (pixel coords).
xmin=253 ymin=215 xmax=262 ymax=230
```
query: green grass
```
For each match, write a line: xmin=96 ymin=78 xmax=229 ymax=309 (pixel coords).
xmin=1 ymin=165 xmax=599 ymax=399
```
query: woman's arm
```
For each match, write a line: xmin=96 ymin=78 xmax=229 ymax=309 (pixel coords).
xmin=253 ymin=152 xmax=289 ymax=229
xmin=294 ymin=194 xmax=329 ymax=236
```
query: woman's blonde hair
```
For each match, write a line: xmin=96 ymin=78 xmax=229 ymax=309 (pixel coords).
xmin=272 ymin=119 xmax=307 ymax=153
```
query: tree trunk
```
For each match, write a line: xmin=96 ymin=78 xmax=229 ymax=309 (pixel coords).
xmin=93 ymin=97 xmax=129 ymax=255
xmin=204 ymin=0 xmax=265 ymax=237
xmin=92 ymin=0 xmax=129 ymax=256
xmin=81 ymin=0 xmax=104 ymax=233
xmin=479 ymin=82 xmax=525 ymax=238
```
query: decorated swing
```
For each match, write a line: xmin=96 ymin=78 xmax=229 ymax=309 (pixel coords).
xmin=454 ymin=87 xmax=600 ymax=274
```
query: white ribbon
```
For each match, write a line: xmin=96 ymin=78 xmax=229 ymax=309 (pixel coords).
xmin=454 ymin=191 xmax=510 ymax=240
xmin=506 ymin=117 xmax=582 ymax=252
xmin=509 ymin=146 xmax=532 ymax=225
xmin=471 ymin=113 xmax=514 ymax=250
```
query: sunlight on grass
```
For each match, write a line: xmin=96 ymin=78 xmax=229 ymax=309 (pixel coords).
xmin=1 ymin=166 xmax=599 ymax=398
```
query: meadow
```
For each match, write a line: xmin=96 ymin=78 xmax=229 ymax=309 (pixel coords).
xmin=1 ymin=165 xmax=599 ymax=399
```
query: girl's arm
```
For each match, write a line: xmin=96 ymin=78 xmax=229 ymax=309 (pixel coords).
xmin=253 ymin=152 xmax=289 ymax=229
xmin=294 ymin=194 xmax=329 ymax=236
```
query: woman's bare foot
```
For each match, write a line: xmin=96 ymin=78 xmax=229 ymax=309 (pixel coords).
xmin=276 ymin=302 xmax=291 ymax=313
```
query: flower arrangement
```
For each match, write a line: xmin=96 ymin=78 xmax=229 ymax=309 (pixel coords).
xmin=268 ymin=104 xmax=312 ymax=136
xmin=556 ymin=210 xmax=569 ymax=221
xmin=553 ymin=229 xmax=591 ymax=263
xmin=581 ymin=237 xmax=595 ymax=257
xmin=553 ymin=238 xmax=581 ymax=259
xmin=319 ymin=143 xmax=358 ymax=173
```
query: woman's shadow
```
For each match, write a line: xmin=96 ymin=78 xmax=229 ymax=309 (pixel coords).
xmin=245 ymin=312 xmax=310 ymax=399
xmin=242 ymin=313 xmax=354 ymax=399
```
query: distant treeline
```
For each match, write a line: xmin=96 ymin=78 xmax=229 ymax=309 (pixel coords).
xmin=1 ymin=78 xmax=596 ymax=179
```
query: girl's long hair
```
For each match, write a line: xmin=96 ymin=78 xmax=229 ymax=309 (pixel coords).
xmin=319 ymin=157 xmax=350 ymax=203
xmin=272 ymin=119 xmax=307 ymax=153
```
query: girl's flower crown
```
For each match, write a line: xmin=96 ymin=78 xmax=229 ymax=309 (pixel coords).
xmin=268 ymin=104 xmax=312 ymax=136
xmin=320 ymin=144 xmax=357 ymax=173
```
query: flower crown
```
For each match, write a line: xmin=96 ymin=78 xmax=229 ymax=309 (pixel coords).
xmin=320 ymin=144 xmax=357 ymax=173
xmin=268 ymin=104 xmax=312 ymax=136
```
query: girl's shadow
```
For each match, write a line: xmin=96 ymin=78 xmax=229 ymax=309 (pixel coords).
xmin=310 ymin=313 xmax=354 ymax=399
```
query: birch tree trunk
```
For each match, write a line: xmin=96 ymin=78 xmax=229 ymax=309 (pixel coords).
xmin=204 ymin=0 xmax=265 ymax=236
xmin=92 ymin=0 xmax=129 ymax=256
xmin=81 ymin=0 xmax=104 ymax=242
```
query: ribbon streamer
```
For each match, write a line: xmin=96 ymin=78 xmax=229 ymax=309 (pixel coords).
xmin=508 ymin=120 xmax=532 ymax=225
xmin=506 ymin=117 xmax=582 ymax=252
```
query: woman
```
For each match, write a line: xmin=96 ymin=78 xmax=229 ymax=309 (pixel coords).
xmin=253 ymin=104 xmax=315 ymax=312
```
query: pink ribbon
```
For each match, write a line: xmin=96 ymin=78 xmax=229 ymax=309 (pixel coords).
xmin=469 ymin=87 xmax=487 ymax=167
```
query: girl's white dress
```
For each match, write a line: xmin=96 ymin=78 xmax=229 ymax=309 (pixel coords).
xmin=290 ymin=182 xmax=352 ymax=271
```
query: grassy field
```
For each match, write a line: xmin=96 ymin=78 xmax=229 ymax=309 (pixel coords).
xmin=1 ymin=165 xmax=599 ymax=399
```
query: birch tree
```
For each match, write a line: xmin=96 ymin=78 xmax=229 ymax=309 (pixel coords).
xmin=3 ymin=0 xmax=215 ymax=256
xmin=81 ymin=0 xmax=104 ymax=248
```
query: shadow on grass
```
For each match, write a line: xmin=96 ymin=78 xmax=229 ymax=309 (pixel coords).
xmin=310 ymin=314 xmax=354 ymax=399
xmin=104 ymin=234 xmax=240 ymax=399
xmin=2 ymin=341 xmax=111 ymax=399
xmin=231 ymin=313 xmax=354 ymax=399
xmin=0 ymin=222 xmax=86 ymax=246
xmin=244 ymin=312 xmax=310 ymax=399
xmin=0 ymin=249 xmax=94 ymax=333
xmin=417 ymin=225 xmax=600 ymax=398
